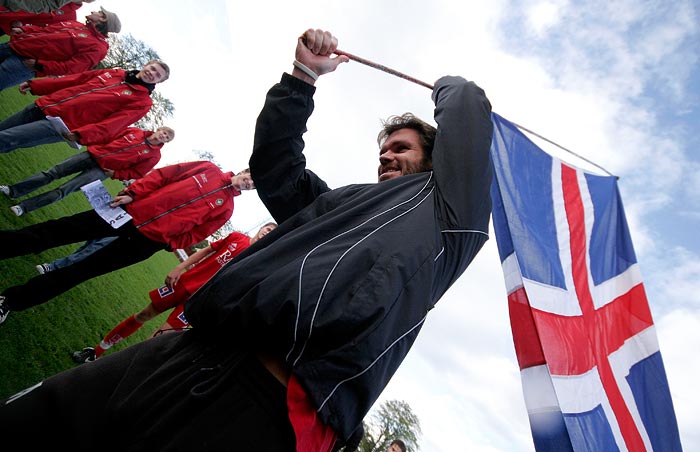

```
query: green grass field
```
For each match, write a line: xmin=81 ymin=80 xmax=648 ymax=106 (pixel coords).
xmin=0 ymin=75 xmax=180 ymax=398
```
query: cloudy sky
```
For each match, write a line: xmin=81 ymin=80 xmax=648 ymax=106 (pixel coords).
xmin=82 ymin=1 xmax=698 ymax=450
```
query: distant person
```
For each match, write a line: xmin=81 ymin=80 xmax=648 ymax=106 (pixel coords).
xmin=0 ymin=2 xmax=82 ymax=36
xmin=0 ymin=163 xmax=255 ymax=325
xmin=0 ymin=0 xmax=95 ymax=14
xmin=0 ymin=6 xmax=120 ymax=91
xmin=72 ymin=222 xmax=278 ymax=363
xmin=386 ymin=439 xmax=407 ymax=452
xmin=0 ymin=126 xmax=175 ymax=216
xmin=0 ymin=59 xmax=169 ymax=155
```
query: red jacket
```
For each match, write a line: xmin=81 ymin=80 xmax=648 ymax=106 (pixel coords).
xmin=0 ymin=3 xmax=79 ymax=35
xmin=88 ymin=128 xmax=163 ymax=181
xmin=9 ymin=20 xmax=108 ymax=77
xmin=29 ymin=68 xmax=153 ymax=145
xmin=123 ymin=161 xmax=238 ymax=251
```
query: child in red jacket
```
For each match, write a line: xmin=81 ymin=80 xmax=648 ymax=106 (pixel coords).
xmin=1 ymin=126 xmax=175 ymax=216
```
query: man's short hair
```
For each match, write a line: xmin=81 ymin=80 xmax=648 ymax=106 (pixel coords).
xmin=145 ymin=59 xmax=170 ymax=82
xmin=156 ymin=126 xmax=175 ymax=139
xmin=390 ymin=439 xmax=407 ymax=452
xmin=237 ymin=168 xmax=251 ymax=175
xmin=377 ymin=113 xmax=437 ymax=163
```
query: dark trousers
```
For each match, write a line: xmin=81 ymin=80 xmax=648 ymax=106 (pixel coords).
xmin=0 ymin=209 xmax=166 ymax=310
xmin=0 ymin=330 xmax=295 ymax=452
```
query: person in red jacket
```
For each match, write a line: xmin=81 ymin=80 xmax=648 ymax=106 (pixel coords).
xmin=0 ymin=126 xmax=175 ymax=216
xmin=0 ymin=6 xmax=119 ymax=91
xmin=0 ymin=161 xmax=255 ymax=325
xmin=0 ymin=59 xmax=169 ymax=154
xmin=71 ymin=222 xmax=278 ymax=363
xmin=0 ymin=2 xmax=82 ymax=35
xmin=0 ymin=1 xmax=95 ymax=14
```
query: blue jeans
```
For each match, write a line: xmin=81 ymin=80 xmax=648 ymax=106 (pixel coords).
xmin=0 ymin=103 xmax=65 ymax=154
xmin=9 ymin=151 xmax=108 ymax=213
xmin=0 ymin=42 xmax=36 ymax=91
xmin=49 ymin=236 xmax=118 ymax=270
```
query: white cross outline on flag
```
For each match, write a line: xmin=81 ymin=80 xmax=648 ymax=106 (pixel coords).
xmin=503 ymin=160 xmax=660 ymax=451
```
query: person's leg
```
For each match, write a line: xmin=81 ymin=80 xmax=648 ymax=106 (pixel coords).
xmin=0 ymin=102 xmax=44 ymax=132
xmin=92 ymin=283 xmax=192 ymax=358
xmin=0 ymin=331 xmax=192 ymax=451
xmin=16 ymin=159 xmax=107 ymax=213
xmin=155 ymin=302 xmax=190 ymax=336
xmin=51 ymin=236 xmax=118 ymax=270
xmin=0 ymin=49 xmax=34 ymax=91
xmin=0 ymin=209 xmax=118 ymax=259
xmin=1 ymin=330 xmax=295 ymax=452
xmin=93 ymin=302 xmax=163 ymax=359
xmin=1 ymin=230 xmax=165 ymax=312
xmin=7 ymin=151 xmax=95 ymax=198
xmin=0 ymin=116 xmax=63 ymax=154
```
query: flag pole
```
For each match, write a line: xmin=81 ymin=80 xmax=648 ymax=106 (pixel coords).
xmin=334 ymin=49 xmax=434 ymax=90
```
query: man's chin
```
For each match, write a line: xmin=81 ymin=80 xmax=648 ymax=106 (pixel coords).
xmin=378 ymin=171 xmax=401 ymax=182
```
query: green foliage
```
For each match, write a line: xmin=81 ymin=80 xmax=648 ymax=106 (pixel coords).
xmin=193 ymin=149 xmax=222 ymax=168
xmin=135 ymin=91 xmax=175 ymax=130
xmin=98 ymin=33 xmax=161 ymax=71
xmin=357 ymin=400 xmax=422 ymax=452
xmin=0 ymin=87 xmax=180 ymax=398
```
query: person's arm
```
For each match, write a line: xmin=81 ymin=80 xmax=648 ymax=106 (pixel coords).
xmin=165 ymin=207 xmax=232 ymax=251
xmin=123 ymin=161 xmax=205 ymax=199
xmin=1 ymin=0 xmax=69 ymax=14
xmin=111 ymin=152 xmax=160 ymax=181
xmin=165 ymin=245 xmax=214 ymax=288
xmin=249 ymin=28 xmax=348 ymax=223
xmin=27 ymin=68 xmax=104 ymax=95
xmin=71 ymin=101 xmax=151 ymax=145
xmin=35 ymin=38 xmax=107 ymax=76
xmin=430 ymin=76 xmax=494 ymax=232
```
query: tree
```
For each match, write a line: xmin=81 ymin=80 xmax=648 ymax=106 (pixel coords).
xmin=98 ymin=33 xmax=160 ymax=71
xmin=193 ymin=149 xmax=223 ymax=169
xmin=353 ymin=400 xmax=422 ymax=452
xmin=97 ymin=33 xmax=175 ymax=131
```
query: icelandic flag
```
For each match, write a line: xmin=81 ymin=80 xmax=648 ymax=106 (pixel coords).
xmin=489 ymin=113 xmax=683 ymax=451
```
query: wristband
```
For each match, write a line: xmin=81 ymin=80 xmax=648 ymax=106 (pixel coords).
xmin=293 ymin=60 xmax=319 ymax=81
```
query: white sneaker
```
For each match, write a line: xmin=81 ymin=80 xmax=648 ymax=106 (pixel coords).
xmin=0 ymin=185 xmax=9 ymax=197
xmin=36 ymin=263 xmax=53 ymax=275
xmin=10 ymin=205 xmax=23 ymax=216
xmin=0 ymin=296 xmax=10 ymax=325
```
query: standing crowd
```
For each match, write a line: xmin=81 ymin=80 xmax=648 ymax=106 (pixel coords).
xmin=0 ymin=5 xmax=494 ymax=452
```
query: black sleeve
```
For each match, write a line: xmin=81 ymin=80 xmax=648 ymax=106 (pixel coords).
xmin=431 ymin=76 xmax=494 ymax=233
xmin=249 ymin=73 xmax=331 ymax=223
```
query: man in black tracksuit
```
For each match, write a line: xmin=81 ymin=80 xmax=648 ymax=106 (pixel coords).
xmin=0 ymin=28 xmax=494 ymax=451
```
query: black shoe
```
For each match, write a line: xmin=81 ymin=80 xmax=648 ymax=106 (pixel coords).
xmin=71 ymin=347 xmax=96 ymax=363
xmin=0 ymin=296 xmax=10 ymax=325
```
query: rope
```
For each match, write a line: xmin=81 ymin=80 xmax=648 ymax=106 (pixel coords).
xmin=507 ymin=121 xmax=617 ymax=178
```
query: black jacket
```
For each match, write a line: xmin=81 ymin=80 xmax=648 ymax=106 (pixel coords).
xmin=186 ymin=72 xmax=494 ymax=442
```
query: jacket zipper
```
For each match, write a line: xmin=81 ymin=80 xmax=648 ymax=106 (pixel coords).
xmin=135 ymin=184 xmax=233 ymax=229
